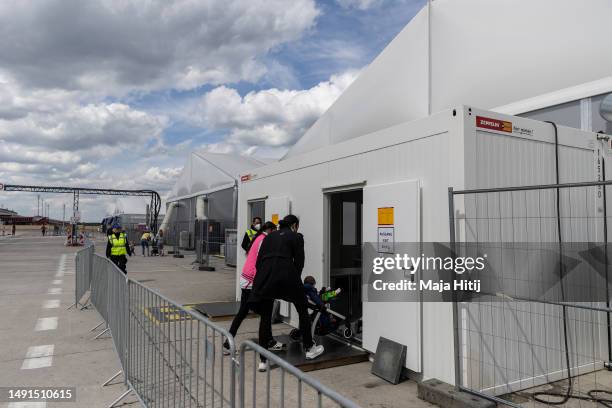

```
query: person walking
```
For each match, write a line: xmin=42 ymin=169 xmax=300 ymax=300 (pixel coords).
xmin=223 ymin=221 xmax=277 ymax=355
xmin=41 ymin=224 xmax=46 ymax=237
xmin=250 ymin=215 xmax=324 ymax=371
xmin=140 ymin=229 xmax=151 ymax=256
xmin=241 ymin=217 xmax=261 ymax=252
xmin=106 ymin=223 xmax=132 ymax=273
xmin=156 ymin=229 xmax=165 ymax=256
xmin=11 ymin=221 xmax=16 ymax=236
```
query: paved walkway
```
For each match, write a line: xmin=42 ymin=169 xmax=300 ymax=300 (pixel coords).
xmin=0 ymin=234 xmax=432 ymax=408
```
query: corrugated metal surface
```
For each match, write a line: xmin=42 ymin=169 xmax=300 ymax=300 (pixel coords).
xmin=458 ymin=125 xmax=606 ymax=395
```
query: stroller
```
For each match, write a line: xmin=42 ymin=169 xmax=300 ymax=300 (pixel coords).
xmin=289 ymin=287 xmax=353 ymax=342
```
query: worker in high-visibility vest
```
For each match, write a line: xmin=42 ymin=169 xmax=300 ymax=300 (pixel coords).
xmin=106 ymin=223 xmax=132 ymax=273
xmin=241 ymin=217 xmax=262 ymax=253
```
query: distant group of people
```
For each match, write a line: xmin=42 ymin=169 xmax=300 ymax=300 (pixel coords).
xmin=139 ymin=229 xmax=165 ymax=257
xmin=228 ymin=215 xmax=325 ymax=371
xmin=105 ymin=223 xmax=165 ymax=273
xmin=0 ymin=221 xmax=16 ymax=236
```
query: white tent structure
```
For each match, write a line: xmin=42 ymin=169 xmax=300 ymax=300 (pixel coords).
xmin=236 ymin=0 xmax=612 ymax=399
xmin=161 ymin=152 xmax=266 ymax=246
xmin=166 ymin=152 xmax=266 ymax=204
xmin=286 ymin=0 xmax=612 ymax=159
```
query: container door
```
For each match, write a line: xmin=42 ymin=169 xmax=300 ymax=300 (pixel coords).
xmin=362 ymin=180 xmax=421 ymax=372
xmin=265 ymin=196 xmax=292 ymax=317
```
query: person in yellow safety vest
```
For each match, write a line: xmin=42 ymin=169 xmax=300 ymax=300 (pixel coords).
xmin=106 ymin=223 xmax=132 ymax=273
xmin=241 ymin=217 xmax=262 ymax=253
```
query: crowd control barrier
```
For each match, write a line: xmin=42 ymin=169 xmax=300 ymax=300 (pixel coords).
xmin=239 ymin=341 xmax=361 ymax=408
xmin=74 ymin=244 xmax=94 ymax=308
xmin=74 ymin=247 xmax=360 ymax=408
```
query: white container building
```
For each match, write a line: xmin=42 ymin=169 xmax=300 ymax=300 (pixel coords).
xmin=238 ymin=105 xmax=607 ymax=387
xmin=236 ymin=0 xmax=612 ymax=393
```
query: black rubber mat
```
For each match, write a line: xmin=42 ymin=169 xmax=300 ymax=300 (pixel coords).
xmin=258 ymin=334 xmax=369 ymax=372
xmin=193 ymin=301 xmax=254 ymax=321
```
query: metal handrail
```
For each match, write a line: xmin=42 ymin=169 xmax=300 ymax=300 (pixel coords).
xmin=239 ymin=340 xmax=361 ymax=408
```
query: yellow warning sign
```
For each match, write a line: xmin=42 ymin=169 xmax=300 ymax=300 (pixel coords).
xmin=378 ymin=207 xmax=394 ymax=225
xmin=271 ymin=213 xmax=279 ymax=225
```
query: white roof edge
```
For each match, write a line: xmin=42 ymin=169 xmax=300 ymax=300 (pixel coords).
xmin=493 ymin=77 xmax=612 ymax=115
xmin=166 ymin=181 xmax=236 ymax=203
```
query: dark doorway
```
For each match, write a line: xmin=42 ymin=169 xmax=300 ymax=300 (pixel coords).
xmin=328 ymin=189 xmax=363 ymax=342
xmin=248 ymin=200 xmax=265 ymax=224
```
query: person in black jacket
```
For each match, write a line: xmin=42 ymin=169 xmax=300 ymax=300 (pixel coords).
xmin=250 ymin=214 xmax=324 ymax=370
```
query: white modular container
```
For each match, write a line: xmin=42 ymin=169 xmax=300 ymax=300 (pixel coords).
xmin=237 ymin=106 xmax=604 ymax=386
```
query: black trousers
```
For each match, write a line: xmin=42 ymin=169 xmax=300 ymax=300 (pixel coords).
xmin=110 ymin=255 xmax=127 ymax=274
xmin=292 ymin=294 xmax=314 ymax=350
xmin=258 ymin=294 xmax=314 ymax=359
xmin=258 ymin=299 xmax=275 ymax=355
xmin=228 ymin=289 xmax=252 ymax=337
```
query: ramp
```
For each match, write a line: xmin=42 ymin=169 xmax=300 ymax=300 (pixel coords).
xmin=266 ymin=334 xmax=369 ymax=372
xmin=193 ymin=301 xmax=255 ymax=321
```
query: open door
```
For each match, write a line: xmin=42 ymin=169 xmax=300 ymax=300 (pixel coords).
xmin=265 ymin=196 xmax=291 ymax=317
xmin=362 ymin=180 xmax=421 ymax=372
xmin=327 ymin=190 xmax=363 ymax=342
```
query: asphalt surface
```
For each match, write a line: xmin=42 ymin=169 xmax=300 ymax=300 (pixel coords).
xmin=0 ymin=232 xmax=433 ymax=408
xmin=0 ymin=233 xmax=142 ymax=408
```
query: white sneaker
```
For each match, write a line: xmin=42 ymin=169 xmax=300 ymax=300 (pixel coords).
xmin=258 ymin=362 xmax=268 ymax=372
xmin=305 ymin=344 xmax=324 ymax=360
xmin=267 ymin=341 xmax=286 ymax=351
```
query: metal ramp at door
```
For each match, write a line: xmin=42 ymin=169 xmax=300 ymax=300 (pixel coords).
xmin=263 ymin=334 xmax=369 ymax=372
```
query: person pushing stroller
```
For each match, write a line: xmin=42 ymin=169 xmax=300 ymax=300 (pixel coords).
xmin=250 ymin=215 xmax=325 ymax=371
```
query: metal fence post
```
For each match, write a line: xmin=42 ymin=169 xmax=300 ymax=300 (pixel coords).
xmin=198 ymin=219 xmax=215 ymax=271
xmin=448 ymin=187 xmax=461 ymax=390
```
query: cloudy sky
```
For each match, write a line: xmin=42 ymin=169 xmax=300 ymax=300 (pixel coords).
xmin=0 ymin=0 xmax=425 ymax=221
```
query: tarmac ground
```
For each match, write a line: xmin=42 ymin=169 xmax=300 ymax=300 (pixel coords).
xmin=0 ymin=231 xmax=432 ymax=408
xmin=4 ymin=231 xmax=612 ymax=407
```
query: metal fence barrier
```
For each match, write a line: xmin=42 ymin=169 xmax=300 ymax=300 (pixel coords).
xmin=239 ymin=341 xmax=360 ymax=408
xmin=224 ymin=229 xmax=237 ymax=267
xmin=127 ymin=278 xmax=236 ymax=407
xmin=90 ymin=254 xmax=111 ymax=324
xmin=449 ymin=180 xmax=612 ymax=407
xmin=75 ymin=247 xmax=361 ymax=408
xmin=75 ymin=244 xmax=94 ymax=308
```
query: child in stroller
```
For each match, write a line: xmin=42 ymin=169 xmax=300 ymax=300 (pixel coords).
xmin=290 ymin=276 xmax=345 ymax=341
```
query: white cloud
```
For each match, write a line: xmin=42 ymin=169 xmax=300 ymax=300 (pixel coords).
xmin=336 ymin=0 xmax=384 ymax=10
xmin=194 ymin=70 xmax=360 ymax=149
xmin=0 ymin=102 xmax=165 ymax=151
xmin=0 ymin=73 xmax=168 ymax=187
xmin=0 ymin=0 xmax=319 ymax=95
